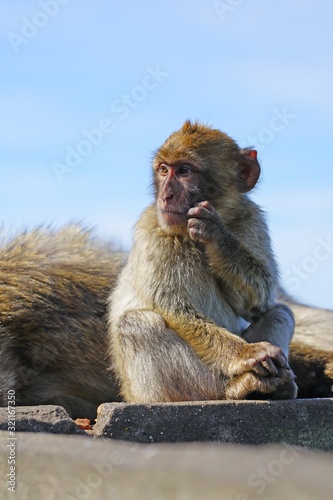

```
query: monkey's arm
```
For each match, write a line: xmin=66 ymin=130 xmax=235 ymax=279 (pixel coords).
xmin=187 ymin=201 xmax=297 ymax=363
xmin=188 ymin=201 xmax=277 ymax=319
xmin=161 ymin=308 xmax=292 ymax=385
xmin=161 ymin=309 xmax=296 ymax=399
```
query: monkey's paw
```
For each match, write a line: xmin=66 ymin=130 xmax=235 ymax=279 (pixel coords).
xmin=225 ymin=341 xmax=298 ymax=399
xmin=224 ymin=368 xmax=298 ymax=400
xmin=230 ymin=341 xmax=289 ymax=378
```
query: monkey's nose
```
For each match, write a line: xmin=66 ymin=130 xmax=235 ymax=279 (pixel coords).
xmin=164 ymin=191 xmax=174 ymax=202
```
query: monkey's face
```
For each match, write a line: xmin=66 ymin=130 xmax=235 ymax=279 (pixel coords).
xmin=153 ymin=120 xmax=261 ymax=234
xmin=154 ymin=161 xmax=203 ymax=233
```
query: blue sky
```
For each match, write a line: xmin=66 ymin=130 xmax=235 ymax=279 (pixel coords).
xmin=1 ymin=0 xmax=332 ymax=309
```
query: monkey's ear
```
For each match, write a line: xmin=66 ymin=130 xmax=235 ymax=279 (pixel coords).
xmin=238 ymin=149 xmax=260 ymax=192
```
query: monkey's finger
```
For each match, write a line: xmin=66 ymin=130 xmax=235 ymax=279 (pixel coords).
xmin=187 ymin=205 xmax=215 ymax=220
xmin=278 ymin=367 xmax=297 ymax=382
xmin=244 ymin=357 xmax=271 ymax=377
xmin=187 ymin=217 xmax=203 ymax=228
xmin=193 ymin=201 xmax=215 ymax=212
xmin=271 ymin=350 xmax=290 ymax=369
xmin=260 ymin=355 xmax=279 ymax=376
xmin=187 ymin=221 xmax=211 ymax=243
xmin=225 ymin=372 xmax=284 ymax=400
xmin=242 ymin=351 xmax=280 ymax=376
xmin=271 ymin=380 xmax=298 ymax=400
xmin=257 ymin=343 xmax=290 ymax=370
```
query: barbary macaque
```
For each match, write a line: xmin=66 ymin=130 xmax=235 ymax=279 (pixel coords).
xmin=0 ymin=123 xmax=332 ymax=420
xmin=108 ymin=120 xmax=299 ymax=402
xmin=0 ymin=227 xmax=124 ymax=420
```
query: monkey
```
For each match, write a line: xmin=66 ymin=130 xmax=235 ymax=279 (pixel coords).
xmin=0 ymin=128 xmax=332 ymax=421
xmin=0 ymin=226 xmax=124 ymax=420
xmin=108 ymin=120 xmax=299 ymax=403
xmin=0 ymin=233 xmax=331 ymax=421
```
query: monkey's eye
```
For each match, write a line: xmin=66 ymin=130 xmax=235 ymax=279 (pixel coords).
xmin=178 ymin=164 xmax=191 ymax=175
xmin=159 ymin=164 xmax=169 ymax=175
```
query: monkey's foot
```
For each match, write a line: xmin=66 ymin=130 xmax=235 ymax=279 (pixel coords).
xmin=225 ymin=368 xmax=298 ymax=400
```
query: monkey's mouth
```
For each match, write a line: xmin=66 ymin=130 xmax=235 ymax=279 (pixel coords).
xmin=161 ymin=210 xmax=188 ymax=226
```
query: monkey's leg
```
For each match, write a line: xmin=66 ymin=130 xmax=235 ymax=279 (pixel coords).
xmin=111 ymin=310 xmax=222 ymax=403
xmin=242 ymin=303 xmax=295 ymax=357
xmin=159 ymin=308 xmax=297 ymax=400
xmin=230 ymin=303 xmax=298 ymax=399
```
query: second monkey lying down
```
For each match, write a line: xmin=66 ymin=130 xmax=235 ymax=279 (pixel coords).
xmin=108 ymin=120 xmax=299 ymax=402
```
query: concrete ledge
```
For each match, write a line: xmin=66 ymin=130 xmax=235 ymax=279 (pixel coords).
xmin=1 ymin=432 xmax=333 ymax=499
xmin=0 ymin=405 xmax=85 ymax=435
xmin=1 ymin=399 xmax=333 ymax=452
xmin=95 ymin=399 xmax=333 ymax=451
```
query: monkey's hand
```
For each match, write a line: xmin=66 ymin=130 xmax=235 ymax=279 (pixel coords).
xmin=187 ymin=201 xmax=223 ymax=244
xmin=226 ymin=341 xmax=298 ymax=400
xmin=225 ymin=368 xmax=298 ymax=400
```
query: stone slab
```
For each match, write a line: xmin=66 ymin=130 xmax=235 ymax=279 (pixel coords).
xmin=0 ymin=405 xmax=85 ymax=435
xmin=1 ymin=431 xmax=333 ymax=500
xmin=95 ymin=399 xmax=333 ymax=451
xmin=1 ymin=399 xmax=333 ymax=453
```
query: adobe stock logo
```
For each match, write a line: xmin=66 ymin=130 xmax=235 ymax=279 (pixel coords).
xmin=239 ymin=107 xmax=296 ymax=153
xmin=7 ymin=0 xmax=71 ymax=53
xmin=52 ymin=65 xmax=169 ymax=182
xmin=284 ymin=235 xmax=333 ymax=291
xmin=237 ymin=445 xmax=300 ymax=500
xmin=213 ymin=0 xmax=244 ymax=21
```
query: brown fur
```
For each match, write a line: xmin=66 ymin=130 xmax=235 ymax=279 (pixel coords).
xmin=0 ymin=229 xmax=331 ymax=420
xmin=0 ymin=226 xmax=124 ymax=419
xmin=108 ymin=121 xmax=298 ymax=403
xmin=285 ymin=299 xmax=333 ymax=397
xmin=0 ymin=124 xmax=332 ymax=419
xmin=289 ymin=341 xmax=333 ymax=398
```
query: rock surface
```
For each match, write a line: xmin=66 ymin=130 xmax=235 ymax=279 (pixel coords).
xmin=1 ymin=431 xmax=333 ymax=500
xmin=0 ymin=405 xmax=85 ymax=435
xmin=96 ymin=399 xmax=333 ymax=451
xmin=1 ymin=399 xmax=333 ymax=451
xmin=1 ymin=400 xmax=333 ymax=498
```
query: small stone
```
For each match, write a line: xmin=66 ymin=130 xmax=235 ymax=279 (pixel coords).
xmin=0 ymin=405 xmax=86 ymax=435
